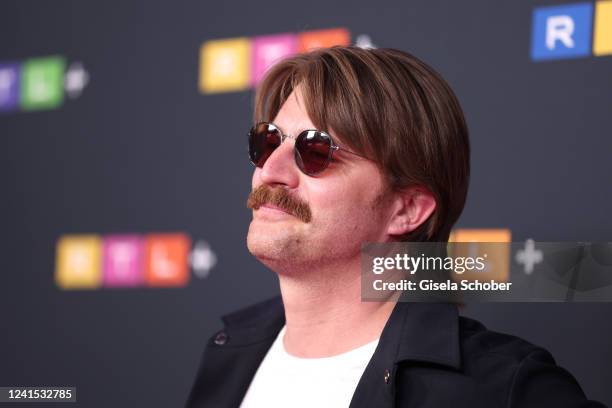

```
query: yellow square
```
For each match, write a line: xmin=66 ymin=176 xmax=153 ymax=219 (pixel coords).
xmin=199 ymin=38 xmax=251 ymax=94
xmin=594 ymin=1 xmax=612 ymax=56
xmin=449 ymin=229 xmax=512 ymax=282
xmin=55 ymin=235 xmax=102 ymax=289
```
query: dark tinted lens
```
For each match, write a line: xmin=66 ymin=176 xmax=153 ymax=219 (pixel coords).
xmin=249 ymin=123 xmax=281 ymax=167
xmin=295 ymin=130 xmax=332 ymax=175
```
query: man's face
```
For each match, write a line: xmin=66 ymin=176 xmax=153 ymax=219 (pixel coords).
xmin=246 ymin=88 xmax=393 ymax=274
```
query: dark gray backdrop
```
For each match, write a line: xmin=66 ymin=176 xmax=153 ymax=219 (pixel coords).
xmin=1 ymin=1 xmax=611 ymax=407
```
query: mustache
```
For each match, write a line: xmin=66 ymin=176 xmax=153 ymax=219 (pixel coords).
xmin=247 ymin=185 xmax=312 ymax=223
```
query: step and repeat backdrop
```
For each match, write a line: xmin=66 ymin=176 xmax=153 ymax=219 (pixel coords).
xmin=2 ymin=1 xmax=611 ymax=406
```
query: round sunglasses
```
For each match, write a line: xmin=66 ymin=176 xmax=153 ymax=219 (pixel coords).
xmin=248 ymin=122 xmax=369 ymax=176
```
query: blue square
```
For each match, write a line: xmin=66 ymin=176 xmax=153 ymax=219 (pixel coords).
xmin=531 ymin=3 xmax=593 ymax=61
xmin=0 ymin=63 xmax=20 ymax=112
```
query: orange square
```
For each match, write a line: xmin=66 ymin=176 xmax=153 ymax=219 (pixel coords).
xmin=144 ymin=233 xmax=191 ymax=287
xmin=298 ymin=28 xmax=351 ymax=52
xmin=449 ymin=229 xmax=511 ymax=243
xmin=449 ymin=229 xmax=512 ymax=282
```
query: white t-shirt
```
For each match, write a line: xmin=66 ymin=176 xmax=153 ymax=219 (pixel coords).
xmin=240 ymin=325 xmax=379 ymax=408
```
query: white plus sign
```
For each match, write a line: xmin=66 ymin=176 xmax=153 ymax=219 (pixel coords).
xmin=65 ymin=62 xmax=89 ymax=98
xmin=355 ymin=34 xmax=376 ymax=49
xmin=190 ymin=241 xmax=217 ymax=279
xmin=515 ymin=239 xmax=543 ymax=275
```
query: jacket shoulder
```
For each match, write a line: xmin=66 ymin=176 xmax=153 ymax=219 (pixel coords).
xmin=458 ymin=316 xmax=544 ymax=363
xmin=455 ymin=316 xmax=603 ymax=407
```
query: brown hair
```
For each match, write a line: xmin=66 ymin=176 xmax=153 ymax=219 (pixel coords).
xmin=254 ymin=46 xmax=470 ymax=242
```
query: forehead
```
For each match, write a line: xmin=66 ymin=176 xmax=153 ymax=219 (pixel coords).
xmin=272 ymin=89 xmax=314 ymax=133
xmin=271 ymin=89 xmax=352 ymax=148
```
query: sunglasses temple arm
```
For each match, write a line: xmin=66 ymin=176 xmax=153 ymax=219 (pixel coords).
xmin=336 ymin=146 xmax=371 ymax=160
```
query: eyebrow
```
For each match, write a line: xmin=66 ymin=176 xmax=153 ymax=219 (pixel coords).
xmin=273 ymin=123 xmax=317 ymax=138
xmin=273 ymin=122 xmax=339 ymax=143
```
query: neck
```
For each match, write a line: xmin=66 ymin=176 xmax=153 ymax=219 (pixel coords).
xmin=277 ymin=257 xmax=396 ymax=358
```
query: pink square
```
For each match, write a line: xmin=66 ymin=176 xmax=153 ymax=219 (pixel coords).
xmin=251 ymin=34 xmax=297 ymax=86
xmin=102 ymin=235 xmax=144 ymax=287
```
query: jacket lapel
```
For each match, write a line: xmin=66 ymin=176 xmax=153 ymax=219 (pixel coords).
xmin=186 ymin=297 xmax=285 ymax=408
xmin=187 ymin=298 xmax=461 ymax=408
xmin=349 ymin=302 xmax=461 ymax=408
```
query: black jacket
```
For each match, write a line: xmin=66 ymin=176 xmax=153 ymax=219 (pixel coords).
xmin=186 ymin=297 xmax=606 ymax=407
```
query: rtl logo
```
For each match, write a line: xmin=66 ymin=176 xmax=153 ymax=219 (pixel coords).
xmin=531 ymin=1 xmax=612 ymax=60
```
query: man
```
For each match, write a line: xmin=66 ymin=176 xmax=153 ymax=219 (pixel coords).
xmin=186 ymin=47 xmax=605 ymax=407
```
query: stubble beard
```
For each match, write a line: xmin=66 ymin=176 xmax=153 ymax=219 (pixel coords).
xmin=245 ymin=182 xmax=393 ymax=275
xmin=246 ymin=184 xmax=315 ymax=274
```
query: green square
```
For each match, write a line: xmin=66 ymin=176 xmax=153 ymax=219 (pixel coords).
xmin=21 ymin=56 xmax=66 ymax=111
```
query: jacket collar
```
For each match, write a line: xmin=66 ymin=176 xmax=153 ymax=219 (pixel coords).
xmin=390 ymin=301 xmax=461 ymax=368
xmin=216 ymin=297 xmax=461 ymax=408
xmin=220 ymin=296 xmax=461 ymax=370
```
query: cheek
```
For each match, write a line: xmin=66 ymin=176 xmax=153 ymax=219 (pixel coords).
xmin=309 ymin=174 xmax=387 ymax=231
xmin=310 ymin=182 xmax=374 ymax=221
xmin=314 ymin=173 xmax=375 ymax=202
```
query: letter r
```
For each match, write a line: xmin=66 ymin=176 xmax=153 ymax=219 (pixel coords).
xmin=546 ymin=15 xmax=575 ymax=49
xmin=531 ymin=3 xmax=592 ymax=61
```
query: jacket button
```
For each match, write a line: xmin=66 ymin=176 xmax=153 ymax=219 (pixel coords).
xmin=214 ymin=331 xmax=228 ymax=345
xmin=384 ymin=369 xmax=391 ymax=384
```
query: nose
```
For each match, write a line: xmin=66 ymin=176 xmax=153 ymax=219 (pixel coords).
xmin=257 ymin=137 xmax=300 ymax=188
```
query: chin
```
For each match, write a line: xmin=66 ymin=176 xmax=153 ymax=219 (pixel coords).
xmin=247 ymin=231 xmax=283 ymax=260
xmin=247 ymin=232 xmax=308 ymax=272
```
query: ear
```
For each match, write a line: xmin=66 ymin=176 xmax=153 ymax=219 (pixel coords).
xmin=386 ymin=186 xmax=437 ymax=236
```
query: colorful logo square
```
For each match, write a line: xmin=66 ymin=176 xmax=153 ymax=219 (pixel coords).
xmin=252 ymin=34 xmax=297 ymax=86
xmin=593 ymin=1 xmax=612 ymax=56
xmin=144 ymin=233 xmax=191 ymax=287
xmin=298 ymin=28 xmax=350 ymax=52
xmin=102 ymin=235 xmax=144 ymax=287
xmin=55 ymin=235 xmax=102 ymax=289
xmin=531 ymin=3 xmax=593 ymax=61
xmin=199 ymin=38 xmax=251 ymax=94
xmin=21 ymin=56 xmax=66 ymax=110
xmin=450 ymin=229 xmax=512 ymax=243
xmin=0 ymin=63 xmax=20 ymax=112
xmin=449 ymin=229 xmax=512 ymax=282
